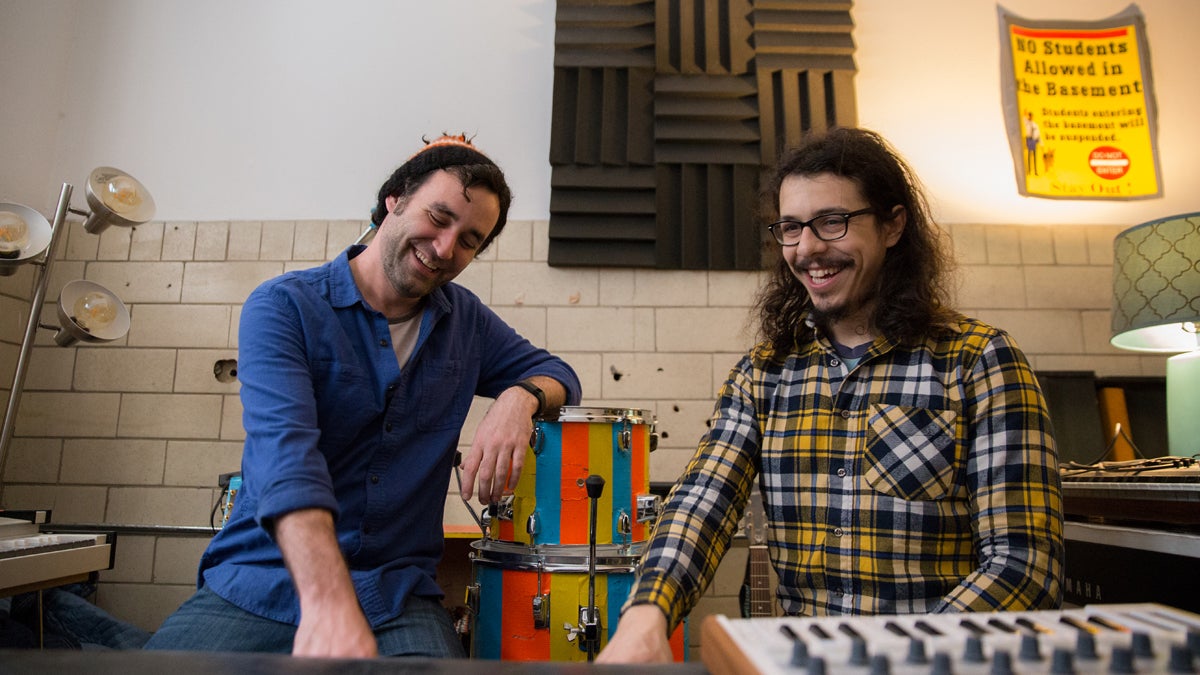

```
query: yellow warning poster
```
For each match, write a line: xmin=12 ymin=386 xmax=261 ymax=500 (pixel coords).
xmin=999 ymin=6 xmax=1161 ymax=200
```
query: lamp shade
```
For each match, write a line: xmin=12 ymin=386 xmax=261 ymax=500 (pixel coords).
xmin=53 ymin=279 xmax=131 ymax=346
xmin=0 ymin=202 xmax=53 ymax=276
xmin=82 ymin=166 xmax=156 ymax=234
xmin=1110 ymin=212 xmax=1200 ymax=353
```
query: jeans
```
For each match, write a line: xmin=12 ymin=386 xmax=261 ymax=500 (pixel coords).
xmin=1 ymin=584 xmax=150 ymax=650
xmin=143 ymin=585 xmax=464 ymax=657
xmin=40 ymin=586 xmax=151 ymax=649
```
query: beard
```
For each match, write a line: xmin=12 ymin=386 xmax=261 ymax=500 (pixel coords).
xmin=381 ymin=236 xmax=436 ymax=300
xmin=805 ymin=286 xmax=879 ymax=332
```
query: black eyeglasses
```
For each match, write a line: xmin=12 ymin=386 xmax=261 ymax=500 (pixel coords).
xmin=767 ymin=208 xmax=876 ymax=246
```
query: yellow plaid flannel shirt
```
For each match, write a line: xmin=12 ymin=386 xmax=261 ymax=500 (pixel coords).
xmin=631 ymin=315 xmax=1064 ymax=628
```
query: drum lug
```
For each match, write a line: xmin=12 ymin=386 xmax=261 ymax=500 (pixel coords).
xmin=526 ymin=510 xmax=541 ymax=536
xmin=649 ymin=429 xmax=659 ymax=452
xmin=532 ymin=592 xmax=550 ymax=629
xmin=530 ymin=425 xmax=543 ymax=455
xmin=480 ymin=508 xmax=493 ymax=537
xmin=465 ymin=583 xmax=480 ymax=617
xmin=619 ymin=419 xmax=632 ymax=453
xmin=636 ymin=494 xmax=661 ymax=523
xmin=617 ymin=510 xmax=632 ymax=535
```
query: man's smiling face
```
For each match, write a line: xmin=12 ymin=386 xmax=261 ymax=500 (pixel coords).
xmin=377 ymin=169 xmax=499 ymax=301
xmin=779 ymin=172 xmax=904 ymax=329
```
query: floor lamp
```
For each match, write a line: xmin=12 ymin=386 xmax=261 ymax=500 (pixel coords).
xmin=0 ymin=168 xmax=155 ymax=479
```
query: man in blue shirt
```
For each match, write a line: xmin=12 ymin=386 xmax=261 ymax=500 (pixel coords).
xmin=145 ymin=135 xmax=581 ymax=658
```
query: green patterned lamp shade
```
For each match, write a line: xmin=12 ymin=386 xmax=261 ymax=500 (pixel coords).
xmin=1111 ymin=213 xmax=1200 ymax=352
xmin=1110 ymin=212 xmax=1200 ymax=457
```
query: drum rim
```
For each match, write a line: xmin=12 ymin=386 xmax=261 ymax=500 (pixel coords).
xmin=471 ymin=540 xmax=642 ymax=570
xmin=538 ymin=405 xmax=654 ymax=423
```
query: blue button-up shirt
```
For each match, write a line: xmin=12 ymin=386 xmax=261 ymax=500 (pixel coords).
xmin=198 ymin=245 xmax=581 ymax=627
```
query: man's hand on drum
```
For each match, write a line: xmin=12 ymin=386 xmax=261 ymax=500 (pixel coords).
xmin=460 ymin=386 xmax=538 ymax=505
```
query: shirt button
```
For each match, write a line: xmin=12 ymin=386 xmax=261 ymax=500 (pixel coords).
xmin=385 ymin=422 xmax=393 ymax=432
xmin=371 ymin=475 xmax=380 ymax=484
xmin=830 ymin=358 xmax=841 ymax=367
xmin=840 ymin=410 xmax=850 ymax=419
xmin=836 ymin=468 xmax=847 ymax=478
xmin=379 ymin=339 xmax=387 ymax=347
xmin=833 ymin=527 xmax=844 ymax=537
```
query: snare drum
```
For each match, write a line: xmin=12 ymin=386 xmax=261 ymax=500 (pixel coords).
xmin=485 ymin=407 xmax=660 ymax=547
xmin=467 ymin=540 xmax=686 ymax=661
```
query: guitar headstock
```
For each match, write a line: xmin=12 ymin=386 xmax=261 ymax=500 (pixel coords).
xmin=744 ymin=487 xmax=767 ymax=546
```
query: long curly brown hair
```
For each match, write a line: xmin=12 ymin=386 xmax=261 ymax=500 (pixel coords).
xmin=754 ymin=128 xmax=957 ymax=356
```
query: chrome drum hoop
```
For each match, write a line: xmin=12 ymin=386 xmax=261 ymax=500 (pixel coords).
xmin=470 ymin=540 xmax=643 ymax=573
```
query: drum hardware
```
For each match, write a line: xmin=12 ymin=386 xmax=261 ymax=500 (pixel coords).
xmin=451 ymin=450 xmax=487 ymax=535
xmin=636 ymin=494 xmax=661 ymax=523
xmin=617 ymin=511 xmax=631 ymax=535
xmin=464 ymin=581 xmax=479 ymax=618
xmin=582 ymin=474 xmax=605 ymax=660
xmin=532 ymin=562 xmax=550 ymax=629
xmin=566 ymin=606 xmax=602 ymax=646
xmin=492 ymin=495 xmax=514 ymax=522
xmin=619 ymin=418 xmax=633 ymax=453
xmin=526 ymin=512 xmax=541 ymax=537
xmin=530 ymin=426 xmax=544 ymax=455
xmin=532 ymin=591 xmax=550 ymax=629
xmin=481 ymin=503 xmax=498 ymax=539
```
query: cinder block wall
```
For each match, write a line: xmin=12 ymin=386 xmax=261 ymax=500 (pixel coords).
xmin=0 ymin=218 xmax=1160 ymax=653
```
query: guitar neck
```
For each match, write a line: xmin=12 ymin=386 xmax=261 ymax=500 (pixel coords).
xmin=746 ymin=544 xmax=772 ymax=618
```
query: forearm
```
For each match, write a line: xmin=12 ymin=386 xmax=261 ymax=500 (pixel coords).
xmin=631 ymin=361 xmax=762 ymax=627
xmin=273 ymin=508 xmax=378 ymax=657
xmin=274 ymin=508 xmax=359 ymax=615
xmin=510 ymin=374 xmax=569 ymax=417
xmin=947 ymin=335 xmax=1065 ymax=610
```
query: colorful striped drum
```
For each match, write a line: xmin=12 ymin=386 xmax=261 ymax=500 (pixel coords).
xmin=467 ymin=540 xmax=687 ymax=661
xmin=485 ymin=407 xmax=659 ymax=547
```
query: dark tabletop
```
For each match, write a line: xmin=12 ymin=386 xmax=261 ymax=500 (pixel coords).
xmin=0 ymin=650 xmax=709 ymax=674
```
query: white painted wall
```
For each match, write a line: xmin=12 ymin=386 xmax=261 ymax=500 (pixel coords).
xmin=2 ymin=0 xmax=1197 ymax=225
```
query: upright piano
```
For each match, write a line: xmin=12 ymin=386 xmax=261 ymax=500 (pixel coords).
xmin=1060 ymin=457 xmax=1200 ymax=612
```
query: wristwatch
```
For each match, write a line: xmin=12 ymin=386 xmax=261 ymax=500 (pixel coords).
xmin=513 ymin=379 xmax=546 ymax=417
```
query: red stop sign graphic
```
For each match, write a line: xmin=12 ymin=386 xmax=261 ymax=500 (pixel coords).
xmin=1089 ymin=146 xmax=1130 ymax=180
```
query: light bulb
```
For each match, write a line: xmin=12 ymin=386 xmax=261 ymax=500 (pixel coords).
xmin=72 ymin=291 xmax=118 ymax=333
xmin=0 ymin=210 xmax=30 ymax=259
xmin=101 ymin=175 xmax=143 ymax=215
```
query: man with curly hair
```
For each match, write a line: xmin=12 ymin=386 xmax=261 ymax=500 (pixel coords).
xmin=601 ymin=127 xmax=1063 ymax=663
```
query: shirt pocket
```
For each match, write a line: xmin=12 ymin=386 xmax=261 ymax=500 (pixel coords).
xmin=862 ymin=404 xmax=958 ymax=501
xmin=416 ymin=359 xmax=470 ymax=431
xmin=314 ymin=359 xmax=376 ymax=447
